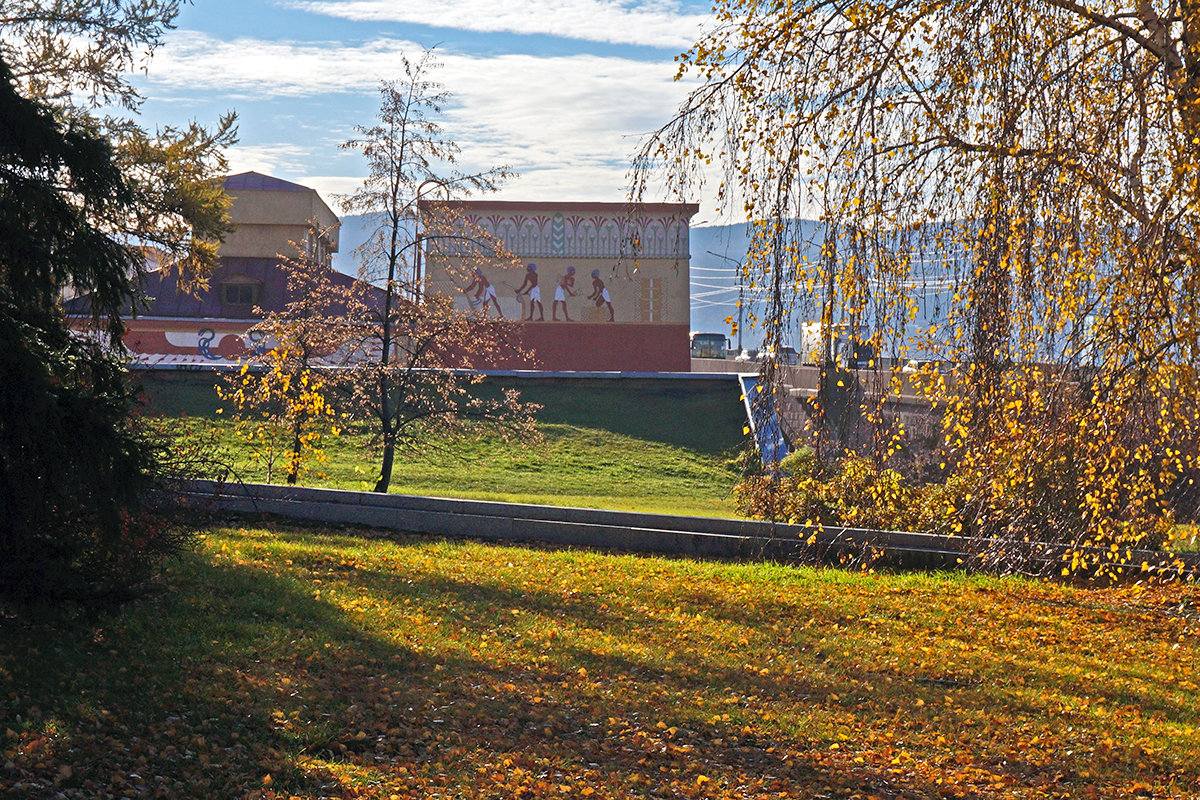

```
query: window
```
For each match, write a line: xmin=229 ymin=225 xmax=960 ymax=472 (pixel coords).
xmin=638 ymin=277 xmax=664 ymax=322
xmin=222 ymin=282 xmax=261 ymax=307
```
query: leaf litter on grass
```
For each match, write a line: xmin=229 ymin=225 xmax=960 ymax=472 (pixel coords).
xmin=1 ymin=524 xmax=1197 ymax=799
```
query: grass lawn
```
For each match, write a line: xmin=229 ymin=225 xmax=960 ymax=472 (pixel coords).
xmin=134 ymin=370 xmax=748 ymax=454
xmin=3 ymin=524 xmax=1198 ymax=798
xmin=142 ymin=369 xmax=750 ymax=517
xmin=180 ymin=418 xmax=744 ymax=518
xmin=1169 ymin=526 xmax=1198 ymax=553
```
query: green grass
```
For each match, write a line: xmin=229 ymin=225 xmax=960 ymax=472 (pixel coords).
xmin=134 ymin=367 xmax=236 ymax=418
xmin=472 ymin=376 xmax=748 ymax=454
xmin=135 ymin=370 xmax=748 ymax=454
xmin=178 ymin=417 xmax=745 ymax=518
xmin=149 ymin=368 xmax=751 ymax=517
xmin=1170 ymin=525 xmax=1199 ymax=553
xmin=3 ymin=525 xmax=1197 ymax=799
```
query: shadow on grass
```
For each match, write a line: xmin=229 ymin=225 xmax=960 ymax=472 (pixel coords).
xmin=1 ymin=525 xmax=1196 ymax=799
xmin=335 ymin=539 xmax=1200 ymax=792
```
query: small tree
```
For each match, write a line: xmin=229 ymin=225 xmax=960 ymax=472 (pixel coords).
xmin=338 ymin=51 xmax=536 ymax=493
xmin=219 ymin=353 xmax=341 ymax=485
xmin=218 ymin=248 xmax=348 ymax=484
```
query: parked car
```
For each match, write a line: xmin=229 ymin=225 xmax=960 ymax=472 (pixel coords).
xmin=902 ymin=359 xmax=941 ymax=373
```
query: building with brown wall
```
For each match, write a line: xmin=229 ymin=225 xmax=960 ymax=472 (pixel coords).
xmin=420 ymin=200 xmax=699 ymax=372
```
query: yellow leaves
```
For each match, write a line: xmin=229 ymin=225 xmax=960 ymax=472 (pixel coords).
xmin=10 ymin=519 xmax=1200 ymax=798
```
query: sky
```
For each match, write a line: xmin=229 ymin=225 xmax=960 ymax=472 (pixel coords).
xmin=131 ymin=0 xmax=724 ymax=218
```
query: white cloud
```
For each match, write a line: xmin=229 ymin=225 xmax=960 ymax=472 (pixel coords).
xmin=146 ymin=33 xmax=692 ymax=163
xmin=434 ymin=50 xmax=691 ymax=174
xmin=297 ymin=174 xmax=366 ymax=203
xmin=143 ymin=33 xmax=407 ymax=96
xmin=286 ymin=0 xmax=709 ymax=50
xmin=225 ymin=143 xmax=317 ymax=176
xmin=142 ymin=32 xmax=725 ymax=214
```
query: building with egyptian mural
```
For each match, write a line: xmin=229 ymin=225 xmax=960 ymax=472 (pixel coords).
xmin=420 ymin=200 xmax=699 ymax=372
xmin=67 ymin=171 xmax=370 ymax=365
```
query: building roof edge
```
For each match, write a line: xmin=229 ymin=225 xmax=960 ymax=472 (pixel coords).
xmin=418 ymin=199 xmax=700 ymax=217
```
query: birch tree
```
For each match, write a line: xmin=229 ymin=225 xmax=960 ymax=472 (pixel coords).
xmin=636 ymin=0 xmax=1200 ymax=572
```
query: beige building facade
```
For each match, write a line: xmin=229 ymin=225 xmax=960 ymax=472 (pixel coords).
xmin=219 ymin=171 xmax=340 ymax=265
xmin=420 ymin=200 xmax=699 ymax=371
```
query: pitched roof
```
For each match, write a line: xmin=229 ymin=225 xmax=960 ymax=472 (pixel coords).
xmin=222 ymin=171 xmax=311 ymax=193
xmin=64 ymin=258 xmax=385 ymax=320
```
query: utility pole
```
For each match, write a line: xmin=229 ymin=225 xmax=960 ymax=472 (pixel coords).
xmin=707 ymin=250 xmax=744 ymax=354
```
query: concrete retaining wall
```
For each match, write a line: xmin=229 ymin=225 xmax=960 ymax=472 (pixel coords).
xmin=172 ymin=479 xmax=1199 ymax=578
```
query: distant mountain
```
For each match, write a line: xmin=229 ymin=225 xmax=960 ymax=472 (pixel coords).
xmin=686 ymin=222 xmax=752 ymax=343
xmin=332 ymin=213 xmax=374 ymax=275
xmin=689 ymin=221 xmax=827 ymax=348
xmin=689 ymin=221 xmax=754 ymax=263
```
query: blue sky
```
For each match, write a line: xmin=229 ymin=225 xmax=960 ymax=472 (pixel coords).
xmin=131 ymin=0 xmax=723 ymax=217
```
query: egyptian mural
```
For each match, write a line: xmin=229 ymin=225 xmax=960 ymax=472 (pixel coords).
xmin=451 ymin=209 xmax=691 ymax=260
xmin=80 ymin=191 xmax=699 ymax=372
xmin=422 ymin=201 xmax=698 ymax=327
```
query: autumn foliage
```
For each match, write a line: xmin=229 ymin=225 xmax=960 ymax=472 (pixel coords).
xmin=733 ymin=449 xmax=929 ymax=532
xmin=218 ymin=251 xmax=350 ymax=485
xmin=2 ymin=525 xmax=1198 ymax=798
xmin=636 ymin=0 xmax=1200 ymax=573
xmin=337 ymin=52 xmax=532 ymax=493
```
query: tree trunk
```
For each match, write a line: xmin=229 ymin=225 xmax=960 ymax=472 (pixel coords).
xmin=287 ymin=419 xmax=302 ymax=485
xmin=375 ymin=429 xmax=395 ymax=493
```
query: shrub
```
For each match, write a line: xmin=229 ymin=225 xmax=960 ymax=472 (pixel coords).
xmin=0 ymin=314 xmax=191 ymax=605
xmin=733 ymin=451 xmax=923 ymax=531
